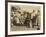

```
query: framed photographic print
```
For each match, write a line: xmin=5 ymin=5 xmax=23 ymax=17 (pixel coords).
xmin=5 ymin=1 xmax=45 ymax=36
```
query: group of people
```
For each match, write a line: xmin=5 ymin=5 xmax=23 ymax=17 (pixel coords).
xmin=11 ymin=6 xmax=40 ymax=29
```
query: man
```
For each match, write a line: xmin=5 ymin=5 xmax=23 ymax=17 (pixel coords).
xmin=31 ymin=10 xmax=40 ymax=30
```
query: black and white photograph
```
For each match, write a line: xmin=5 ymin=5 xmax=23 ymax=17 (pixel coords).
xmin=10 ymin=5 xmax=41 ymax=31
xmin=7 ymin=1 xmax=45 ymax=35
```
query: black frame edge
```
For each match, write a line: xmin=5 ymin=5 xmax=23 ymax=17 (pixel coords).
xmin=8 ymin=1 xmax=45 ymax=4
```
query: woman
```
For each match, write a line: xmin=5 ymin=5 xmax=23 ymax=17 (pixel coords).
xmin=24 ymin=13 xmax=31 ymax=28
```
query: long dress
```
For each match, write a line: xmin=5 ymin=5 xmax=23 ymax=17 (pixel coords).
xmin=24 ymin=13 xmax=31 ymax=28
